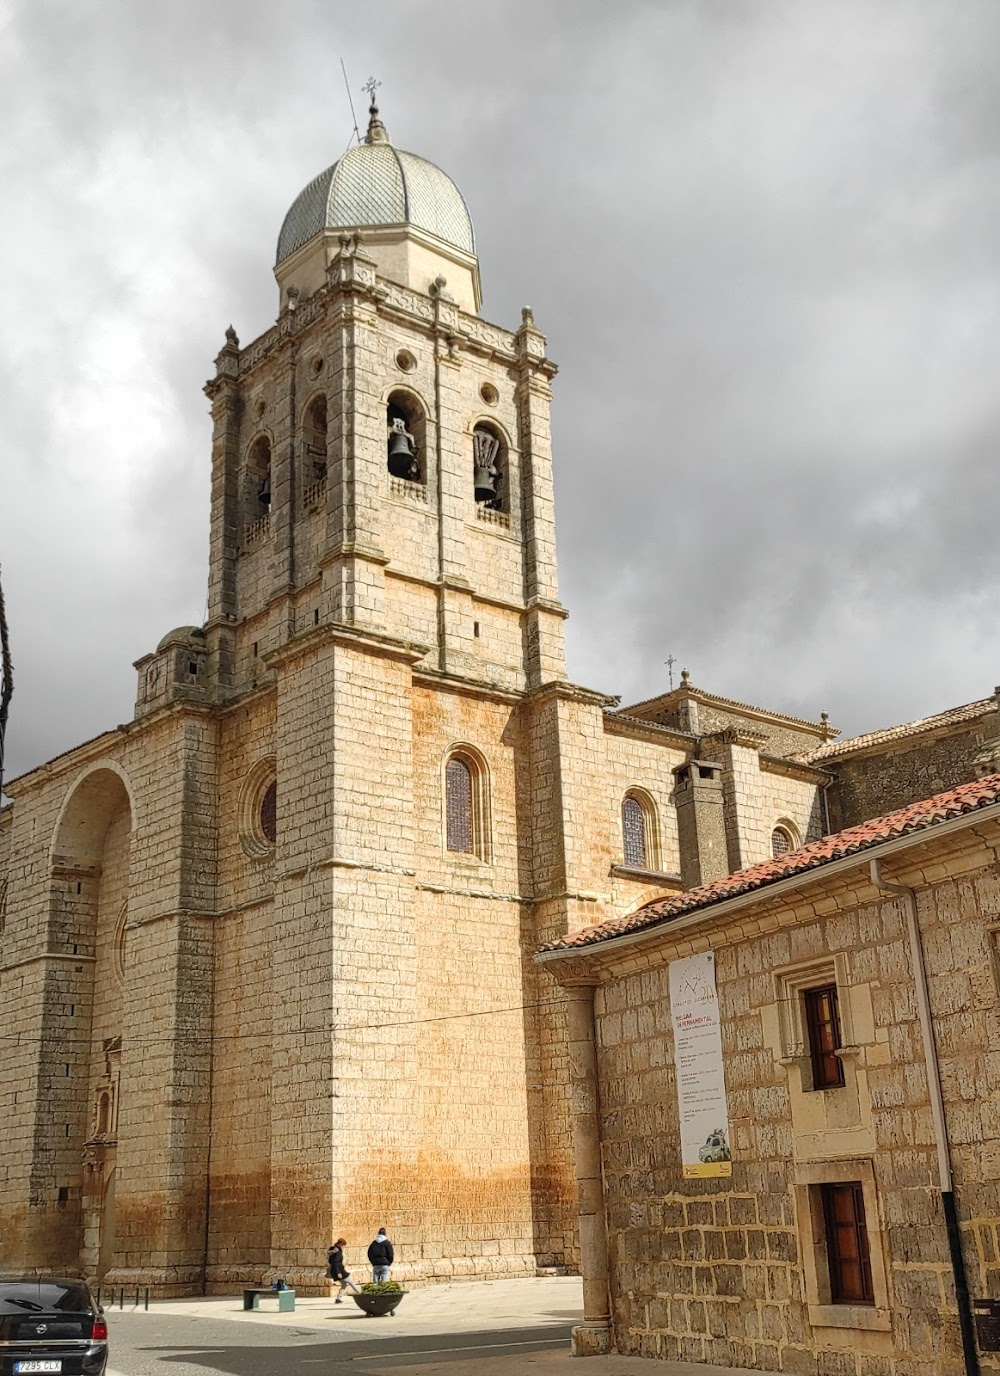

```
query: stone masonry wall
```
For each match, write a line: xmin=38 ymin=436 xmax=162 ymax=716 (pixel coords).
xmin=592 ymin=826 xmax=1000 ymax=1374
xmin=829 ymin=726 xmax=990 ymax=830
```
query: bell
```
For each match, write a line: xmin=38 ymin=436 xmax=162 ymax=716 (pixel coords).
xmin=387 ymin=420 xmax=417 ymax=478
xmin=473 ymin=429 xmax=500 ymax=503
xmin=258 ymin=472 xmax=271 ymax=510
xmin=474 ymin=466 xmax=497 ymax=502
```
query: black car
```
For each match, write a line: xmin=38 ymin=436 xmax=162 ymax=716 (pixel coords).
xmin=0 ymin=1278 xmax=107 ymax=1376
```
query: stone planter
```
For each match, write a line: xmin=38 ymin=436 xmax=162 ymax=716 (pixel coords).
xmin=352 ymin=1290 xmax=406 ymax=1317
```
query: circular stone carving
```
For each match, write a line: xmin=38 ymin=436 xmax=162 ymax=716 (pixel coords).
xmin=113 ymin=903 xmax=128 ymax=987
xmin=254 ymin=397 xmax=266 ymax=420
xmin=310 ymin=355 xmax=325 ymax=378
xmin=479 ymin=382 xmax=499 ymax=406
xmin=239 ymin=757 xmax=278 ymax=860
xmin=396 ymin=350 xmax=416 ymax=373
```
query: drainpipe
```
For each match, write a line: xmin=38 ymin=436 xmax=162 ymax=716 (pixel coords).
xmin=564 ymin=982 xmax=612 ymax=1357
xmin=820 ymin=775 xmax=834 ymax=837
xmin=869 ymin=858 xmax=979 ymax=1376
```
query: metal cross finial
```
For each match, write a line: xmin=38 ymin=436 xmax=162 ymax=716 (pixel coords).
xmin=363 ymin=76 xmax=381 ymax=110
xmin=665 ymin=655 xmax=677 ymax=690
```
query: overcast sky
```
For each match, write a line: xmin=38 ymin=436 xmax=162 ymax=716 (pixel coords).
xmin=3 ymin=0 xmax=1000 ymax=783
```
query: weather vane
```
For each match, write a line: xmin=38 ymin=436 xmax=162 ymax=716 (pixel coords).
xmin=665 ymin=655 xmax=677 ymax=690
xmin=363 ymin=75 xmax=381 ymax=109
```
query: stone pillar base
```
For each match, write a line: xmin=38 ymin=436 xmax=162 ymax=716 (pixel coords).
xmin=571 ymin=1321 xmax=611 ymax=1356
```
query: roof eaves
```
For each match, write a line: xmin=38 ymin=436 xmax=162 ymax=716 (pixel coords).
xmin=795 ymin=698 xmax=995 ymax=765
xmin=537 ymin=774 xmax=1000 ymax=959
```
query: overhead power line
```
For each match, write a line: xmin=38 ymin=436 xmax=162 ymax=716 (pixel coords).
xmin=0 ymin=995 xmax=571 ymax=1050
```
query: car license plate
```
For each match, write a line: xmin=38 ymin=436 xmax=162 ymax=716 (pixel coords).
xmin=14 ymin=1363 xmax=62 ymax=1373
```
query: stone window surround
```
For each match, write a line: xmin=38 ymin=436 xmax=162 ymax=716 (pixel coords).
xmin=441 ymin=744 xmax=492 ymax=866
xmin=773 ymin=954 xmax=858 ymax=1089
xmin=793 ymin=1157 xmax=891 ymax=1334
xmin=987 ymin=922 xmax=1000 ymax=997
xmin=771 ymin=817 xmax=802 ymax=857
xmin=238 ymin=755 xmax=278 ymax=861
xmin=620 ymin=787 xmax=661 ymax=873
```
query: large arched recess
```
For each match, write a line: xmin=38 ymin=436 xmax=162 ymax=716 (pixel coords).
xmin=32 ymin=764 xmax=134 ymax=1275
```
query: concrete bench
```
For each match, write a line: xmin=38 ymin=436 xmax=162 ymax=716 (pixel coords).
xmin=243 ymin=1287 xmax=296 ymax=1312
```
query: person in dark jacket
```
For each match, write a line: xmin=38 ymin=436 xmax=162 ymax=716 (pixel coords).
xmin=367 ymin=1228 xmax=394 ymax=1282
xmin=328 ymin=1238 xmax=360 ymax=1303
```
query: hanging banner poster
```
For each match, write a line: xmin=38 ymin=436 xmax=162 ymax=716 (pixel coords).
xmin=669 ymin=951 xmax=732 ymax=1178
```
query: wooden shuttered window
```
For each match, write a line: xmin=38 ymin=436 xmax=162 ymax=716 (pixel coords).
xmin=822 ymin=1183 xmax=875 ymax=1305
xmin=804 ymin=983 xmax=845 ymax=1090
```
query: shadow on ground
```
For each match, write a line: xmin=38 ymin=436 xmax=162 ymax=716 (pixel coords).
xmin=133 ymin=1324 xmax=574 ymax=1375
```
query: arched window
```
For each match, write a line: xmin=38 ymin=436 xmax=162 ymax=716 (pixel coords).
xmin=248 ymin=435 xmax=272 ymax=517
xmin=772 ymin=824 xmax=797 ymax=859
xmin=622 ymin=796 xmax=647 ymax=868
xmin=472 ymin=423 xmax=507 ymax=511
xmin=97 ymin=1092 xmax=110 ymax=1136
xmin=304 ymin=395 xmax=327 ymax=480
xmin=621 ymin=790 xmax=660 ymax=871
xmin=444 ymin=747 xmax=490 ymax=861
xmin=446 ymin=758 xmax=473 ymax=853
xmin=386 ymin=392 xmax=425 ymax=484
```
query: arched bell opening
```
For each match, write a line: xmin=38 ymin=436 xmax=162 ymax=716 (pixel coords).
xmin=246 ymin=434 xmax=272 ymax=521
xmin=471 ymin=421 xmax=507 ymax=511
xmin=303 ymin=393 xmax=328 ymax=482
xmin=386 ymin=390 xmax=426 ymax=484
xmin=45 ymin=764 xmax=133 ymax=1278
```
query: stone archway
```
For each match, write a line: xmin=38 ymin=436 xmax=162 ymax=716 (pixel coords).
xmin=45 ymin=765 xmax=133 ymax=1278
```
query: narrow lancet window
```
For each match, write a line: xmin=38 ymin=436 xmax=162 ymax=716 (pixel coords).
xmin=446 ymin=757 xmax=473 ymax=853
xmin=622 ymin=795 xmax=647 ymax=868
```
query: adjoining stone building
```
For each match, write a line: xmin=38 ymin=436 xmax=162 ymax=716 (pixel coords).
xmin=1 ymin=97 xmax=999 ymax=1303
xmin=539 ymin=773 xmax=1000 ymax=1373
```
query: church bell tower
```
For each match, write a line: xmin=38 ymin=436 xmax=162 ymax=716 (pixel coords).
xmin=199 ymin=96 xmax=567 ymax=701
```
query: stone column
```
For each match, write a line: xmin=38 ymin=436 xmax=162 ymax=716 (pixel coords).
xmin=565 ymin=982 xmax=611 ymax=1357
xmin=515 ymin=308 xmax=567 ymax=688
xmin=432 ymin=300 xmax=473 ymax=675
xmin=321 ymin=245 xmax=389 ymax=631
xmin=204 ymin=331 xmax=243 ymax=692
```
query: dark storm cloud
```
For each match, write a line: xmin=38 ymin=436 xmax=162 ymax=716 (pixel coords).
xmin=2 ymin=0 xmax=1000 ymax=783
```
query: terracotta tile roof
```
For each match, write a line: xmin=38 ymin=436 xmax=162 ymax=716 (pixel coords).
xmin=538 ymin=773 xmax=1000 ymax=954
xmin=793 ymin=697 xmax=995 ymax=765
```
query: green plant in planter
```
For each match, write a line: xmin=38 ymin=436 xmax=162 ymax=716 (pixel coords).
xmin=360 ymin=1281 xmax=402 ymax=1294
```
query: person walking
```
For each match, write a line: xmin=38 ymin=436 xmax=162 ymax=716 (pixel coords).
xmin=367 ymin=1228 xmax=394 ymax=1282
xmin=328 ymin=1238 xmax=360 ymax=1304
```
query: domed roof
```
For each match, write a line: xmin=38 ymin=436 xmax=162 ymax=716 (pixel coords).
xmin=156 ymin=625 xmax=204 ymax=653
xmin=276 ymin=105 xmax=475 ymax=267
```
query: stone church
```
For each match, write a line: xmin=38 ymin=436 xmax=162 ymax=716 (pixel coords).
xmin=1 ymin=101 xmax=998 ymax=1297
